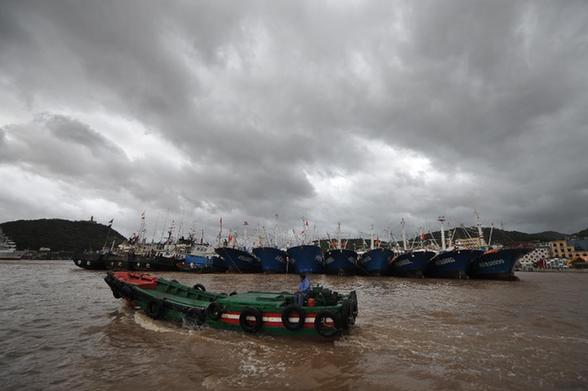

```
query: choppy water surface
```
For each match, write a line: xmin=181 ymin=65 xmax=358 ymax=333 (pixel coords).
xmin=1 ymin=260 xmax=587 ymax=390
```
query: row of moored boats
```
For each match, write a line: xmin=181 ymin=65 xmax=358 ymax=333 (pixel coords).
xmin=74 ymin=225 xmax=529 ymax=280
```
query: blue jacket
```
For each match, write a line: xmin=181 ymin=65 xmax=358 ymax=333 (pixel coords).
xmin=298 ymin=277 xmax=310 ymax=293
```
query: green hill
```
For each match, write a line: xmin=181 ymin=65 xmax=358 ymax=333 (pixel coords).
xmin=0 ymin=218 xmax=126 ymax=252
xmin=419 ymin=227 xmax=567 ymax=246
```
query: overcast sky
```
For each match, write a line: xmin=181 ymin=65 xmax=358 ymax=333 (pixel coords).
xmin=1 ymin=0 xmax=587 ymax=240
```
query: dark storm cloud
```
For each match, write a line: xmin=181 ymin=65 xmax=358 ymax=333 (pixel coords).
xmin=0 ymin=0 xmax=587 ymax=237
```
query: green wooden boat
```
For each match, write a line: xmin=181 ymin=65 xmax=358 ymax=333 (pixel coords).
xmin=104 ymin=272 xmax=358 ymax=338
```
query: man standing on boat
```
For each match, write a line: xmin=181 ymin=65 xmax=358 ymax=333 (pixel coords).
xmin=294 ymin=273 xmax=310 ymax=306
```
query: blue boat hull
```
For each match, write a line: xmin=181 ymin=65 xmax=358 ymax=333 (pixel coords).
xmin=425 ymin=249 xmax=483 ymax=279
xmin=253 ymin=247 xmax=288 ymax=273
xmin=390 ymin=251 xmax=436 ymax=278
xmin=469 ymin=248 xmax=531 ymax=280
xmin=324 ymin=249 xmax=358 ymax=275
xmin=286 ymin=245 xmax=323 ymax=274
xmin=180 ymin=255 xmax=218 ymax=272
xmin=214 ymin=247 xmax=261 ymax=273
xmin=358 ymin=248 xmax=394 ymax=276
xmin=211 ymin=256 xmax=228 ymax=272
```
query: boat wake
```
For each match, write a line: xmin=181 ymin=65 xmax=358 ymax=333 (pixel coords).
xmin=133 ymin=311 xmax=178 ymax=334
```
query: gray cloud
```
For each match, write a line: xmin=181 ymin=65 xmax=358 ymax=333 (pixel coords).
xmin=1 ymin=0 xmax=587 ymax=238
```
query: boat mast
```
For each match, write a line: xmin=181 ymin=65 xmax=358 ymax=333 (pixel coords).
xmin=273 ymin=213 xmax=279 ymax=247
xmin=370 ymin=224 xmax=375 ymax=250
xmin=337 ymin=222 xmax=342 ymax=250
xmin=138 ymin=211 xmax=146 ymax=244
xmin=301 ymin=217 xmax=307 ymax=245
xmin=438 ymin=216 xmax=446 ymax=251
xmin=401 ymin=218 xmax=408 ymax=251
xmin=217 ymin=217 xmax=223 ymax=247
xmin=474 ymin=209 xmax=485 ymax=247
xmin=243 ymin=221 xmax=248 ymax=248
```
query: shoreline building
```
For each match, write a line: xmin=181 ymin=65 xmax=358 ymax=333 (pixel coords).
xmin=549 ymin=239 xmax=588 ymax=263
xmin=550 ymin=240 xmax=574 ymax=260
xmin=570 ymin=239 xmax=588 ymax=262
xmin=518 ymin=245 xmax=551 ymax=269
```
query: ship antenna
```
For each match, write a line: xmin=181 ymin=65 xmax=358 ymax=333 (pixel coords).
xmin=474 ymin=209 xmax=485 ymax=247
xmin=438 ymin=216 xmax=446 ymax=251
xmin=401 ymin=218 xmax=408 ymax=251
xmin=217 ymin=217 xmax=223 ymax=247
xmin=138 ymin=211 xmax=146 ymax=244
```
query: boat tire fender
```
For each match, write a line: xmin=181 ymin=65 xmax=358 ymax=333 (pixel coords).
xmin=281 ymin=305 xmax=306 ymax=331
xmin=314 ymin=310 xmax=341 ymax=338
xmin=340 ymin=302 xmax=351 ymax=329
xmin=186 ymin=308 xmax=207 ymax=326
xmin=145 ymin=299 xmax=165 ymax=319
xmin=120 ymin=285 xmax=134 ymax=300
xmin=111 ymin=289 xmax=122 ymax=299
xmin=207 ymin=302 xmax=224 ymax=320
xmin=193 ymin=283 xmax=206 ymax=291
xmin=239 ymin=307 xmax=263 ymax=334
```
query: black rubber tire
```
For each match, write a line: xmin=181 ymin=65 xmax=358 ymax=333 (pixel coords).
xmin=111 ymin=288 xmax=122 ymax=299
xmin=349 ymin=291 xmax=358 ymax=318
xmin=314 ymin=310 xmax=341 ymax=338
xmin=207 ymin=302 xmax=223 ymax=320
xmin=239 ymin=307 xmax=263 ymax=334
xmin=120 ymin=285 xmax=134 ymax=300
xmin=340 ymin=301 xmax=350 ymax=329
xmin=145 ymin=299 xmax=165 ymax=319
xmin=281 ymin=304 xmax=306 ymax=331
xmin=229 ymin=291 xmax=237 ymax=296
xmin=186 ymin=308 xmax=207 ymax=326
xmin=193 ymin=283 xmax=206 ymax=291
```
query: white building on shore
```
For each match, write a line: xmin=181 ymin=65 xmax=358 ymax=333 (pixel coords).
xmin=518 ymin=245 xmax=551 ymax=268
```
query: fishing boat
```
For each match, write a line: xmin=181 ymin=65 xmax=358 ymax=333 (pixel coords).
xmin=287 ymin=245 xmax=323 ymax=274
xmin=426 ymin=248 xmax=482 ymax=279
xmin=0 ymin=229 xmax=24 ymax=260
xmin=356 ymin=226 xmax=393 ymax=275
xmin=469 ymin=248 xmax=531 ymax=280
xmin=424 ymin=217 xmax=482 ymax=279
xmin=323 ymin=224 xmax=357 ymax=275
xmin=252 ymin=223 xmax=289 ymax=273
xmin=390 ymin=250 xmax=437 ymax=277
xmin=103 ymin=253 xmax=136 ymax=270
xmin=215 ymin=247 xmax=261 ymax=273
xmin=388 ymin=219 xmax=436 ymax=277
xmin=286 ymin=219 xmax=323 ymax=274
xmin=178 ymin=241 xmax=219 ymax=272
xmin=104 ymin=271 xmax=358 ymax=338
xmin=253 ymin=247 xmax=288 ymax=273
xmin=358 ymin=248 xmax=393 ymax=275
xmin=324 ymin=248 xmax=358 ymax=275
xmin=465 ymin=211 xmax=530 ymax=280
xmin=73 ymin=251 xmax=107 ymax=270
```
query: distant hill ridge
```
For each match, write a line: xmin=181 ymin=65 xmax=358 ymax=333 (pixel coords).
xmin=0 ymin=219 xmax=126 ymax=252
xmin=420 ymin=227 xmax=569 ymax=246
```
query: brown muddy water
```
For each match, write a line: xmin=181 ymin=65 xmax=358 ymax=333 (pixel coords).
xmin=1 ymin=260 xmax=587 ymax=390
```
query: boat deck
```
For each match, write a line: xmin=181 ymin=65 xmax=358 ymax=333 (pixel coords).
xmin=218 ymin=292 xmax=290 ymax=308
